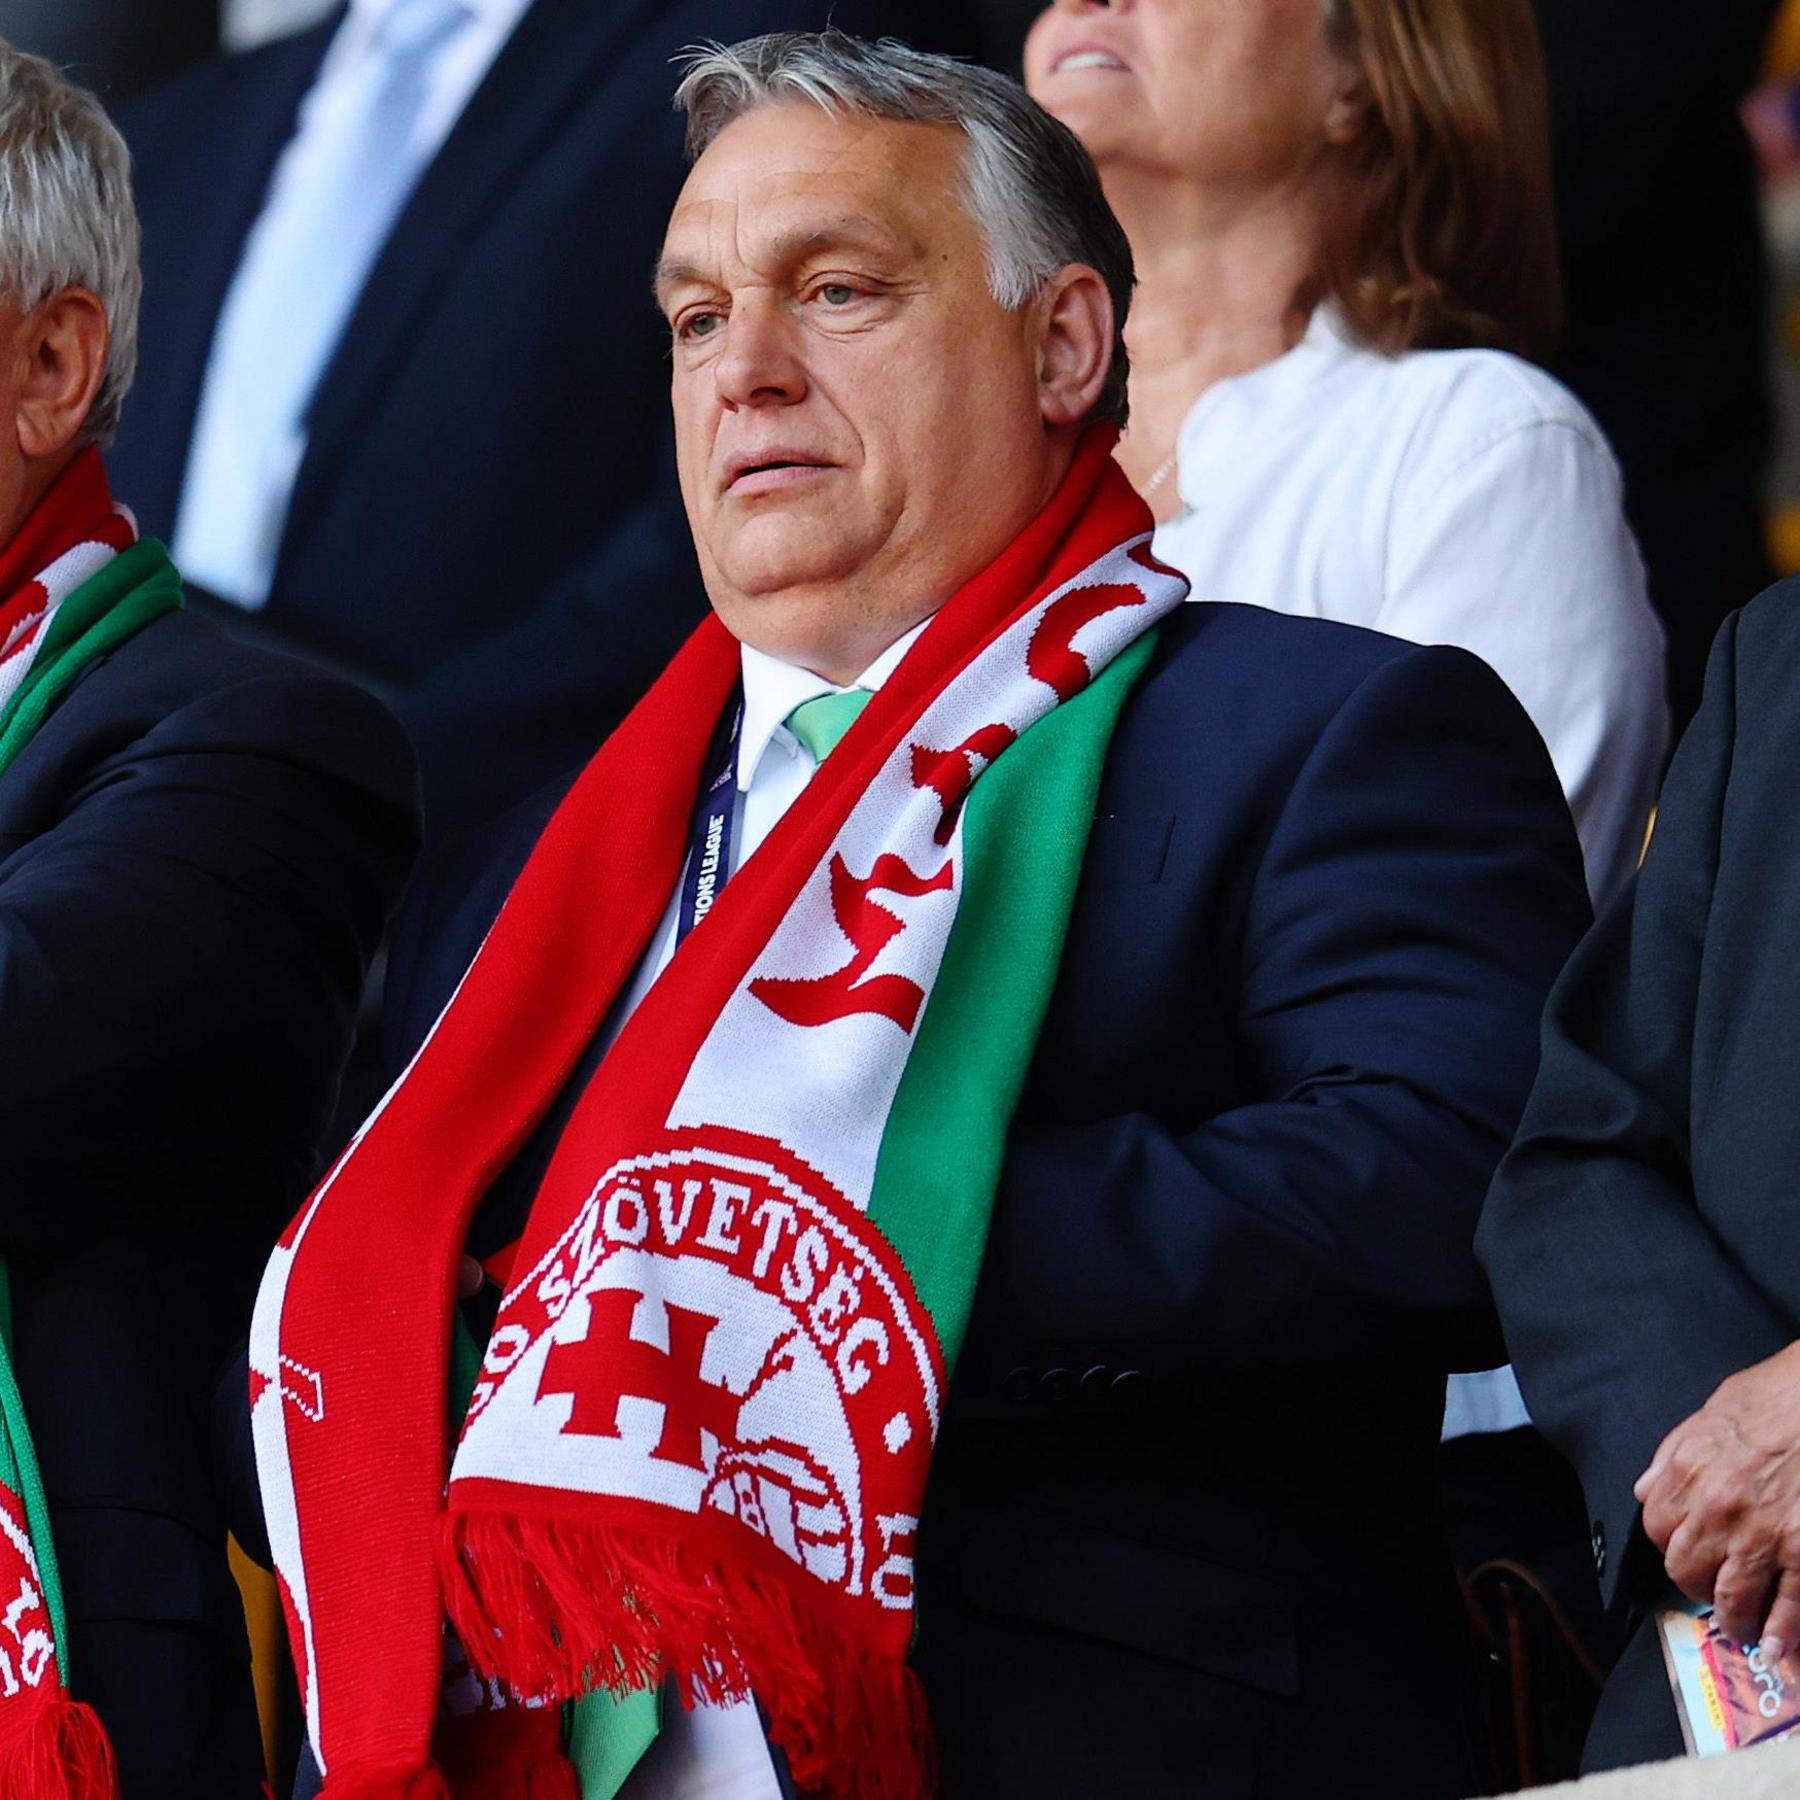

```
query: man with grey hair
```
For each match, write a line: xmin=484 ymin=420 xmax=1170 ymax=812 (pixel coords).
xmin=261 ymin=31 xmax=1587 ymax=1800
xmin=0 ymin=41 xmax=418 ymax=1800
xmin=112 ymin=0 xmax=970 ymax=842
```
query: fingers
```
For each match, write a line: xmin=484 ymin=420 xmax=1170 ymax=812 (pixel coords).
xmin=1642 ymin=1437 xmax=1708 ymax=1554
xmin=1713 ymin=1545 xmax=1778 ymax=1647
xmin=1665 ymin=1513 xmax=1730 ymax=1608
xmin=1638 ymin=1422 xmax=1687 ymax=1505
xmin=1760 ymin=1566 xmax=1800 ymax=1665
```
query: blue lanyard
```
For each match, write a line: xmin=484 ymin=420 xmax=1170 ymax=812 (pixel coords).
xmin=674 ymin=701 xmax=743 ymax=949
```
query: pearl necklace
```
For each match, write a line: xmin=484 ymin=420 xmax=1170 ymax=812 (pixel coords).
xmin=1141 ymin=450 xmax=1179 ymax=498
xmin=1137 ymin=447 xmax=1194 ymax=527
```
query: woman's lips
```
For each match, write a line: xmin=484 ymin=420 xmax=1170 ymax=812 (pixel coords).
xmin=1052 ymin=46 xmax=1129 ymax=74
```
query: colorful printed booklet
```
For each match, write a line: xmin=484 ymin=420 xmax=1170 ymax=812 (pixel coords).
xmin=1659 ymin=1603 xmax=1800 ymax=1755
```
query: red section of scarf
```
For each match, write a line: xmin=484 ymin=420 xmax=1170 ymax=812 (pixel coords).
xmin=271 ymin=430 xmax=1148 ymax=1796
xmin=0 ymin=451 xmax=133 ymax=674
xmin=0 ymin=1487 xmax=118 ymax=1800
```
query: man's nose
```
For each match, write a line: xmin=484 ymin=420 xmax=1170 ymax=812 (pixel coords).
xmin=713 ymin=299 xmax=807 ymax=410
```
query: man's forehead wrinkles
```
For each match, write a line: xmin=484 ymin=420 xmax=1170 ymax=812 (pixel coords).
xmin=658 ymin=198 xmax=920 ymax=296
xmin=755 ymin=213 xmax=916 ymax=265
xmin=655 ymin=197 xmax=742 ymax=295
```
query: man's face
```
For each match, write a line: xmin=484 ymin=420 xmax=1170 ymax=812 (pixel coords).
xmin=657 ymin=105 xmax=1066 ymax=680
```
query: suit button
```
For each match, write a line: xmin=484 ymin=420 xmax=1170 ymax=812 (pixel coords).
xmin=1110 ymin=1370 xmax=1147 ymax=1410
xmin=1041 ymin=1367 xmax=1075 ymax=1407
xmin=1079 ymin=1365 xmax=1112 ymax=1404
xmin=1002 ymin=1367 xmax=1034 ymax=1405
xmin=1592 ymin=1521 xmax=1607 ymax=1579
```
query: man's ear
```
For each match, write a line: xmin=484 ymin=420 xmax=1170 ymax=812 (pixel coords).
xmin=15 ymin=288 xmax=108 ymax=461
xmin=1036 ymin=264 xmax=1114 ymax=429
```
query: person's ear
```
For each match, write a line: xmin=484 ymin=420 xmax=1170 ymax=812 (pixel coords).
xmin=1036 ymin=264 xmax=1114 ymax=430
xmin=14 ymin=288 xmax=108 ymax=461
xmin=1322 ymin=53 xmax=1371 ymax=147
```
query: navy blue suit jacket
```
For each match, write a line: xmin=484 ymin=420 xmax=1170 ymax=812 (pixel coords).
xmin=0 ymin=599 xmax=418 ymax=1798
xmin=111 ymin=0 xmax=975 ymax=838
xmin=384 ymin=600 xmax=1591 ymax=1796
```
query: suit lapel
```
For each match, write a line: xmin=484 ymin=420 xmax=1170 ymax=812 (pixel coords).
xmin=279 ymin=0 xmax=664 ymax=563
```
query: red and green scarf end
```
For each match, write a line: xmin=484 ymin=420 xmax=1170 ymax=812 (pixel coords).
xmin=440 ymin=1504 xmax=937 ymax=1800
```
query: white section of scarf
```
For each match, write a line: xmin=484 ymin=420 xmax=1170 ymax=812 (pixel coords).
xmin=0 ymin=507 xmax=136 ymax=713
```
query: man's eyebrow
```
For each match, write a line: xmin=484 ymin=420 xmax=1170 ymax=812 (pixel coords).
xmin=651 ymin=216 xmax=916 ymax=303
xmin=651 ymin=258 xmax=709 ymax=304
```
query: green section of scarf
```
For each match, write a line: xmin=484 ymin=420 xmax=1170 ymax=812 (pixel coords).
xmin=0 ymin=542 xmax=184 ymax=780
xmin=0 ymin=538 xmax=183 ymax=1680
xmin=0 ymin=1271 xmax=65 ymax=1661
xmin=869 ymin=626 xmax=1157 ymax=1340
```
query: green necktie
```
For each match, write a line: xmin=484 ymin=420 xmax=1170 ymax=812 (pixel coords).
xmin=784 ymin=687 xmax=872 ymax=764
xmin=568 ymin=1683 xmax=661 ymax=1798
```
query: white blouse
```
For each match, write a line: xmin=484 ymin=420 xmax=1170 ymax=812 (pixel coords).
xmin=1153 ymin=306 xmax=1667 ymax=909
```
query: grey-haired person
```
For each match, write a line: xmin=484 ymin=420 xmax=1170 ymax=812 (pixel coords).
xmin=0 ymin=42 xmax=417 ymax=1800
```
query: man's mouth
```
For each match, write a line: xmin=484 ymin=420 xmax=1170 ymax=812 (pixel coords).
xmin=724 ymin=453 xmax=834 ymax=494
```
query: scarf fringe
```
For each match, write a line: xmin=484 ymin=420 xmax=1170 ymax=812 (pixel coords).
xmin=316 ymin=1762 xmax=451 ymax=1800
xmin=440 ymin=1509 xmax=937 ymax=1800
xmin=0 ymin=1697 xmax=119 ymax=1800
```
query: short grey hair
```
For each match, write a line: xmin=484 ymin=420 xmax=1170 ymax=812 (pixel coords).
xmin=673 ymin=31 xmax=1134 ymax=428
xmin=0 ymin=43 xmax=140 ymax=448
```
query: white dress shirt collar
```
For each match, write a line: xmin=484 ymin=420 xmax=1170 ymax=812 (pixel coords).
xmin=736 ymin=617 xmax=932 ymax=789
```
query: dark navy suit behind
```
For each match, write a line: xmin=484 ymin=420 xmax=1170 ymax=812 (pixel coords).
xmin=385 ymin=599 xmax=1592 ymax=1797
xmin=0 ymin=604 xmax=419 ymax=1799
xmin=111 ymin=0 xmax=977 ymax=837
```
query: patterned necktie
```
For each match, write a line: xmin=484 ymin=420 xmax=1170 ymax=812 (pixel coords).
xmin=783 ymin=688 xmax=873 ymax=765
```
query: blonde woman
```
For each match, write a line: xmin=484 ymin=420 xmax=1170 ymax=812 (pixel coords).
xmin=1028 ymin=0 xmax=1666 ymax=913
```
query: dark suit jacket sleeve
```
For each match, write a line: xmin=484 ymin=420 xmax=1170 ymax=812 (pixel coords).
xmin=1479 ymin=610 xmax=1796 ymax=1611
xmin=0 ymin=665 xmax=420 ymax=1257
xmin=972 ymin=643 xmax=1590 ymax=1389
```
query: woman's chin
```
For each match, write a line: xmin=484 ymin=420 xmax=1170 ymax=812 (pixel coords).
xmin=1030 ymin=92 xmax=1136 ymax=168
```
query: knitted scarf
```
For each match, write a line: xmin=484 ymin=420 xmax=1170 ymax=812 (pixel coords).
xmin=0 ymin=447 xmax=183 ymax=1800
xmin=253 ymin=434 xmax=1186 ymax=1799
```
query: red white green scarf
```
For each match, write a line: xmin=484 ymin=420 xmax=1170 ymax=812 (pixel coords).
xmin=253 ymin=434 xmax=1185 ymax=1799
xmin=0 ymin=447 xmax=183 ymax=1800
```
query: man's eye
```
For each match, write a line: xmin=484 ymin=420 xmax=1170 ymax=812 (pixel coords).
xmin=817 ymin=284 xmax=857 ymax=306
xmin=680 ymin=311 xmax=723 ymax=341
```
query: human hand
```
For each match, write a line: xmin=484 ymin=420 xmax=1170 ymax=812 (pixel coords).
xmin=1636 ymin=1341 xmax=1800 ymax=1660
